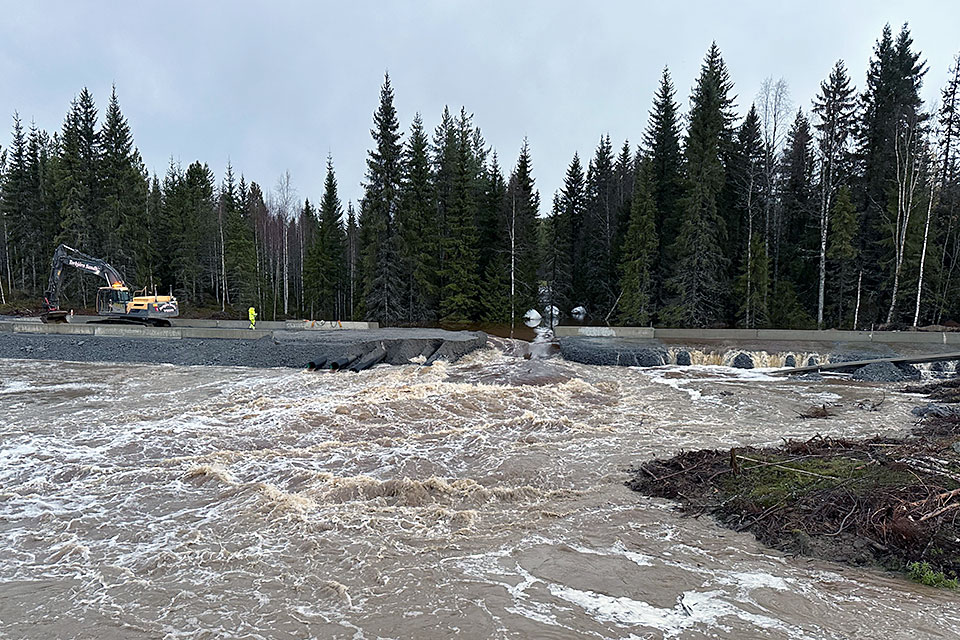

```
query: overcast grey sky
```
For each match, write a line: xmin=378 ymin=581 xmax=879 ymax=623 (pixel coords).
xmin=2 ymin=1 xmax=958 ymax=213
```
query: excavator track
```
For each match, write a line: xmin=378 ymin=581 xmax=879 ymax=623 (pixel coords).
xmin=87 ymin=317 xmax=173 ymax=327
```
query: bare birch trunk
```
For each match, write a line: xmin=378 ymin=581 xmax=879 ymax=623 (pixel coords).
xmin=886 ymin=119 xmax=921 ymax=324
xmin=853 ymin=270 xmax=863 ymax=330
xmin=817 ymin=157 xmax=831 ymax=329
xmin=3 ymin=215 xmax=11 ymax=296
xmin=283 ymin=221 xmax=289 ymax=317
xmin=913 ymin=187 xmax=935 ymax=326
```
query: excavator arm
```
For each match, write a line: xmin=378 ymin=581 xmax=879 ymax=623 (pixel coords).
xmin=42 ymin=244 xmax=126 ymax=313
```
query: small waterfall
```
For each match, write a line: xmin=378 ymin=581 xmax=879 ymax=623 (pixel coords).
xmin=665 ymin=347 xmax=826 ymax=369
xmin=661 ymin=347 xmax=959 ymax=376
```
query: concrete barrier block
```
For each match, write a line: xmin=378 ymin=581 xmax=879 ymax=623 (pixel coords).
xmin=554 ymin=326 xmax=579 ymax=337
xmin=14 ymin=322 xmax=95 ymax=335
xmin=140 ymin=327 xmax=182 ymax=339
xmin=93 ymin=325 xmax=148 ymax=338
xmin=613 ymin=327 xmax=656 ymax=338
xmin=214 ymin=320 xmax=249 ymax=329
xmin=576 ymin=326 xmax=617 ymax=337
xmin=284 ymin=320 xmax=378 ymax=331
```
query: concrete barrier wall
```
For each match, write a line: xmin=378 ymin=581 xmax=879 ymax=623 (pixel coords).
xmin=555 ymin=325 xmax=958 ymax=346
xmin=61 ymin=315 xmax=377 ymax=331
xmin=2 ymin=323 xmax=270 ymax=340
xmin=65 ymin=316 xmax=288 ymax=330
xmin=0 ymin=318 xmax=378 ymax=340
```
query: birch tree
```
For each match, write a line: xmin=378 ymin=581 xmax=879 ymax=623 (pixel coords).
xmin=757 ymin=77 xmax=791 ymax=274
xmin=274 ymin=170 xmax=295 ymax=317
xmin=886 ymin=115 xmax=926 ymax=323
xmin=812 ymin=61 xmax=856 ymax=327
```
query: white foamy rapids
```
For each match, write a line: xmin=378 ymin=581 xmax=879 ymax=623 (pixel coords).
xmin=666 ymin=347 xmax=825 ymax=368
xmin=0 ymin=353 xmax=955 ymax=638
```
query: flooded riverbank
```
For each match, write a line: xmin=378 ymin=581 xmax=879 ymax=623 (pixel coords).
xmin=1 ymin=347 xmax=957 ymax=638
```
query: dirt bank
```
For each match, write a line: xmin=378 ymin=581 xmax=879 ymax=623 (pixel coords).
xmin=0 ymin=329 xmax=486 ymax=369
xmin=627 ymin=379 xmax=960 ymax=586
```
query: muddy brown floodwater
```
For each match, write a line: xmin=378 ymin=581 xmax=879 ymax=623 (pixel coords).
xmin=1 ymin=345 xmax=958 ymax=639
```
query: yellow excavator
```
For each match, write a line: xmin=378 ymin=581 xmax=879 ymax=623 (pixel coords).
xmin=41 ymin=244 xmax=179 ymax=326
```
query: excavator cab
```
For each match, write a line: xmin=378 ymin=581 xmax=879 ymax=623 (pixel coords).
xmin=96 ymin=286 xmax=133 ymax=315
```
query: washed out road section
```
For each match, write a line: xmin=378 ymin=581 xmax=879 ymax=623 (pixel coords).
xmin=0 ymin=328 xmax=485 ymax=369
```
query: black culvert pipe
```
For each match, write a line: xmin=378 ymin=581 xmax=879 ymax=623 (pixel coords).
xmin=328 ymin=355 xmax=356 ymax=371
xmin=348 ymin=344 xmax=387 ymax=372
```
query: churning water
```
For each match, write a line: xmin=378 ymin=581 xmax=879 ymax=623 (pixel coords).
xmin=0 ymin=347 xmax=958 ymax=639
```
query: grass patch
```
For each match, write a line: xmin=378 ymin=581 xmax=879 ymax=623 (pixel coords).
xmin=907 ymin=561 xmax=959 ymax=588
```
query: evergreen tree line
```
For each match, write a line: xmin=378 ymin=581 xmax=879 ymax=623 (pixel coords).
xmin=0 ymin=86 xmax=333 ymax=319
xmin=2 ymin=24 xmax=959 ymax=328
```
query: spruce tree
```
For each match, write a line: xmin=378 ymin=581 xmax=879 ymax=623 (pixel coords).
xmin=1 ymin=114 xmax=28 ymax=293
xmin=360 ymin=73 xmax=403 ymax=325
xmin=827 ymin=186 xmax=859 ymax=327
xmin=432 ymin=106 xmax=456 ymax=295
xmin=163 ymin=161 xmax=215 ymax=303
xmin=302 ymin=199 xmax=322 ymax=315
xmin=99 ymin=86 xmax=146 ymax=279
xmin=480 ymin=155 xmax=510 ymax=322
xmin=540 ymin=193 xmax=567 ymax=322
xmin=477 ymin=152 xmax=504 ymax=278
xmin=504 ymin=138 xmax=540 ymax=319
xmin=345 ymin=202 xmax=360 ymax=319
xmin=438 ymin=109 xmax=481 ymax=322
xmin=732 ymin=105 xmax=765 ymax=327
xmin=617 ymin=158 xmax=658 ymax=325
xmin=933 ymin=55 xmax=960 ymax=322
xmin=559 ymin=153 xmax=586 ymax=311
xmin=778 ymin=109 xmax=817 ymax=302
xmin=663 ymin=43 xmax=735 ymax=327
xmin=812 ymin=60 xmax=857 ymax=326
xmin=857 ymin=24 xmax=927 ymax=322
xmin=643 ymin=67 xmax=684 ymax=303
xmin=582 ymin=135 xmax=617 ymax=315
xmin=317 ymin=156 xmax=346 ymax=318
xmin=223 ymin=165 xmax=257 ymax=308
xmin=56 ymin=88 xmax=101 ymax=308
xmin=396 ymin=113 xmax=438 ymax=323
xmin=22 ymin=123 xmax=45 ymax=292
xmin=613 ymin=139 xmax=635 ymax=257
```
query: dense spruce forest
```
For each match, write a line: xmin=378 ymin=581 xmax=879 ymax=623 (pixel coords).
xmin=1 ymin=24 xmax=959 ymax=329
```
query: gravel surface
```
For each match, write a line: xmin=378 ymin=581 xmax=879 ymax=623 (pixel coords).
xmin=851 ymin=361 xmax=921 ymax=382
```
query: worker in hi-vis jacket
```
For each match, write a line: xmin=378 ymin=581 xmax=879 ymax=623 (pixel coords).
xmin=248 ymin=306 xmax=257 ymax=330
